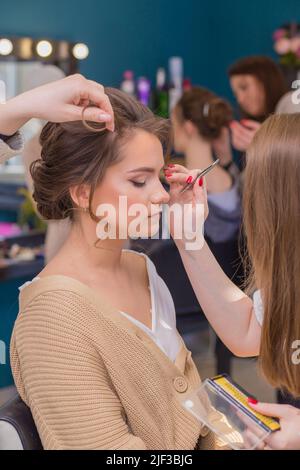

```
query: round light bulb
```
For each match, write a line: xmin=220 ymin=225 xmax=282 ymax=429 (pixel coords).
xmin=36 ymin=40 xmax=53 ymax=58
xmin=72 ymin=43 xmax=89 ymax=60
xmin=0 ymin=39 xmax=13 ymax=56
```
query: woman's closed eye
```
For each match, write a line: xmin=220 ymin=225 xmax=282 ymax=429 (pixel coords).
xmin=130 ymin=180 xmax=146 ymax=187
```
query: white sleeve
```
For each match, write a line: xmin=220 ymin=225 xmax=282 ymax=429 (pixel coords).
xmin=0 ymin=131 xmax=24 ymax=165
xmin=252 ymin=289 xmax=264 ymax=326
xmin=207 ymin=182 xmax=240 ymax=212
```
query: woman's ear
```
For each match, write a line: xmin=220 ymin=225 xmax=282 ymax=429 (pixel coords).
xmin=183 ymin=120 xmax=197 ymax=136
xmin=69 ymin=184 xmax=91 ymax=210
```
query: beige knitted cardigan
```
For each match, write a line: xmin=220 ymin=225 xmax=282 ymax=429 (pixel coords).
xmin=10 ymin=274 xmax=216 ymax=450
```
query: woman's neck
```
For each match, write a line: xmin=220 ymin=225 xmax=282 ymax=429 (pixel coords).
xmin=184 ymin=137 xmax=213 ymax=171
xmin=53 ymin=222 xmax=128 ymax=276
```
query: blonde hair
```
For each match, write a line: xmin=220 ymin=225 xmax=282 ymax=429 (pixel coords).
xmin=243 ymin=113 xmax=300 ymax=396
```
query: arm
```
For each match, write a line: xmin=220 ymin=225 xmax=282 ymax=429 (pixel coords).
xmin=11 ymin=291 xmax=147 ymax=450
xmin=167 ymin=165 xmax=261 ymax=357
xmin=0 ymin=74 xmax=115 ymax=166
xmin=0 ymin=73 xmax=114 ymax=136
xmin=175 ymin=239 xmax=261 ymax=356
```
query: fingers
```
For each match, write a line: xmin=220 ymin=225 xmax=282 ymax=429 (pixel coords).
xmin=164 ymin=163 xmax=189 ymax=174
xmin=193 ymin=173 xmax=206 ymax=201
xmin=240 ymin=119 xmax=261 ymax=131
xmin=64 ymin=104 xmax=113 ymax=129
xmin=87 ymin=80 xmax=114 ymax=131
xmin=248 ymin=401 xmax=294 ymax=419
xmin=230 ymin=121 xmax=254 ymax=140
xmin=230 ymin=121 xmax=255 ymax=151
xmin=164 ymin=168 xmax=200 ymax=185
xmin=75 ymin=78 xmax=114 ymax=131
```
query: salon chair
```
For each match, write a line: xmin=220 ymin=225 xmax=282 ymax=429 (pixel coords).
xmin=0 ymin=390 xmax=43 ymax=450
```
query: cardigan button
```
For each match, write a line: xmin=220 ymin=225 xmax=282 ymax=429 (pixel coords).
xmin=173 ymin=376 xmax=188 ymax=393
xmin=200 ymin=425 xmax=210 ymax=437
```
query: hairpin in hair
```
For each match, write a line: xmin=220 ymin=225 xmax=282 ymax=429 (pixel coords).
xmin=203 ymin=102 xmax=210 ymax=117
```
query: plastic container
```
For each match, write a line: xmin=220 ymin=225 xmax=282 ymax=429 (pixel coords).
xmin=181 ymin=377 xmax=279 ymax=450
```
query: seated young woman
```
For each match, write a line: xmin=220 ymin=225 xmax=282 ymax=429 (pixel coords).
xmin=10 ymin=88 xmax=217 ymax=450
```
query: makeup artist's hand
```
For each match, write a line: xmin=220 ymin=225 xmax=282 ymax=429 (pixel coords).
xmin=248 ymin=401 xmax=300 ymax=450
xmin=229 ymin=119 xmax=261 ymax=152
xmin=0 ymin=74 xmax=114 ymax=136
xmin=164 ymin=164 xmax=209 ymax=243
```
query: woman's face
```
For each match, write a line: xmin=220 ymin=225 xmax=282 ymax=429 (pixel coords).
xmin=230 ymin=74 xmax=266 ymax=117
xmin=90 ymin=129 xmax=170 ymax=239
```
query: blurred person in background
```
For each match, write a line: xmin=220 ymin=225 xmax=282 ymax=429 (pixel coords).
xmin=171 ymin=87 xmax=243 ymax=375
xmin=228 ymin=55 xmax=300 ymax=157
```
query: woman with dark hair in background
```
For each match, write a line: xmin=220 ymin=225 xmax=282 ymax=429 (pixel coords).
xmin=228 ymin=55 xmax=300 ymax=155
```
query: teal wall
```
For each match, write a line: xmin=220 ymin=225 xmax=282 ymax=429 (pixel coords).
xmin=1 ymin=0 xmax=300 ymax=100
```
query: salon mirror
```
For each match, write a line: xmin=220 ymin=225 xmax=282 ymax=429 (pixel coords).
xmin=0 ymin=61 xmax=66 ymax=182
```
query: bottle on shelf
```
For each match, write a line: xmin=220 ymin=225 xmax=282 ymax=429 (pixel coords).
xmin=120 ymin=70 xmax=135 ymax=97
xmin=136 ymin=76 xmax=151 ymax=107
xmin=168 ymin=56 xmax=183 ymax=114
xmin=152 ymin=67 xmax=169 ymax=118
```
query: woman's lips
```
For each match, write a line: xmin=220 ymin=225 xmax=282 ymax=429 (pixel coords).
xmin=148 ymin=211 xmax=162 ymax=218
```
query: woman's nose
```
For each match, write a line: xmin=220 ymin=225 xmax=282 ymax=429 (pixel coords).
xmin=151 ymin=188 xmax=170 ymax=205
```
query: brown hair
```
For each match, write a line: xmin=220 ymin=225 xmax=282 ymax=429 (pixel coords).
xmin=243 ymin=113 xmax=300 ymax=396
xmin=228 ymin=56 xmax=288 ymax=120
xmin=31 ymin=88 xmax=171 ymax=221
xmin=174 ymin=87 xmax=233 ymax=140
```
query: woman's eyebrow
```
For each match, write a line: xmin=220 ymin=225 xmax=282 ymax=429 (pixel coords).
xmin=127 ymin=165 xmax=165 ymax=174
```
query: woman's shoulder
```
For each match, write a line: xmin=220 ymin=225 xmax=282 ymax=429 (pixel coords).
xmin=17 ymin=274 xmax=105 ymax=326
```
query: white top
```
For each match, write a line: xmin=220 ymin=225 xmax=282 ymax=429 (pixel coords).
xmin=208 ymin=183 xmax=240 ymax=212
xmin=252 ymin=289 xmax=264 ymax=326
xmin=19 ymin=249 xmax=181 ymax=363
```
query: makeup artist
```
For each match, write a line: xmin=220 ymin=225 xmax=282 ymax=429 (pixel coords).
xmin=228 ymin=55 xmax=300 ymax=155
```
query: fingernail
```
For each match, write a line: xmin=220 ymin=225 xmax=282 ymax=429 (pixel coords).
xmin=186 ymin=176 xmax=193 ymax=184
xmin=99 ymin=113 xmax=112 ymax=121
xmin=199 ymin=177 xmax=203 ymax=187
xmin=165 ymin=173 xmax=173 ymax=178
xmin=168 ymin=164 xmax=175 ymax=168
xmin=247 ymin=397 xmax=258 ymax=405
